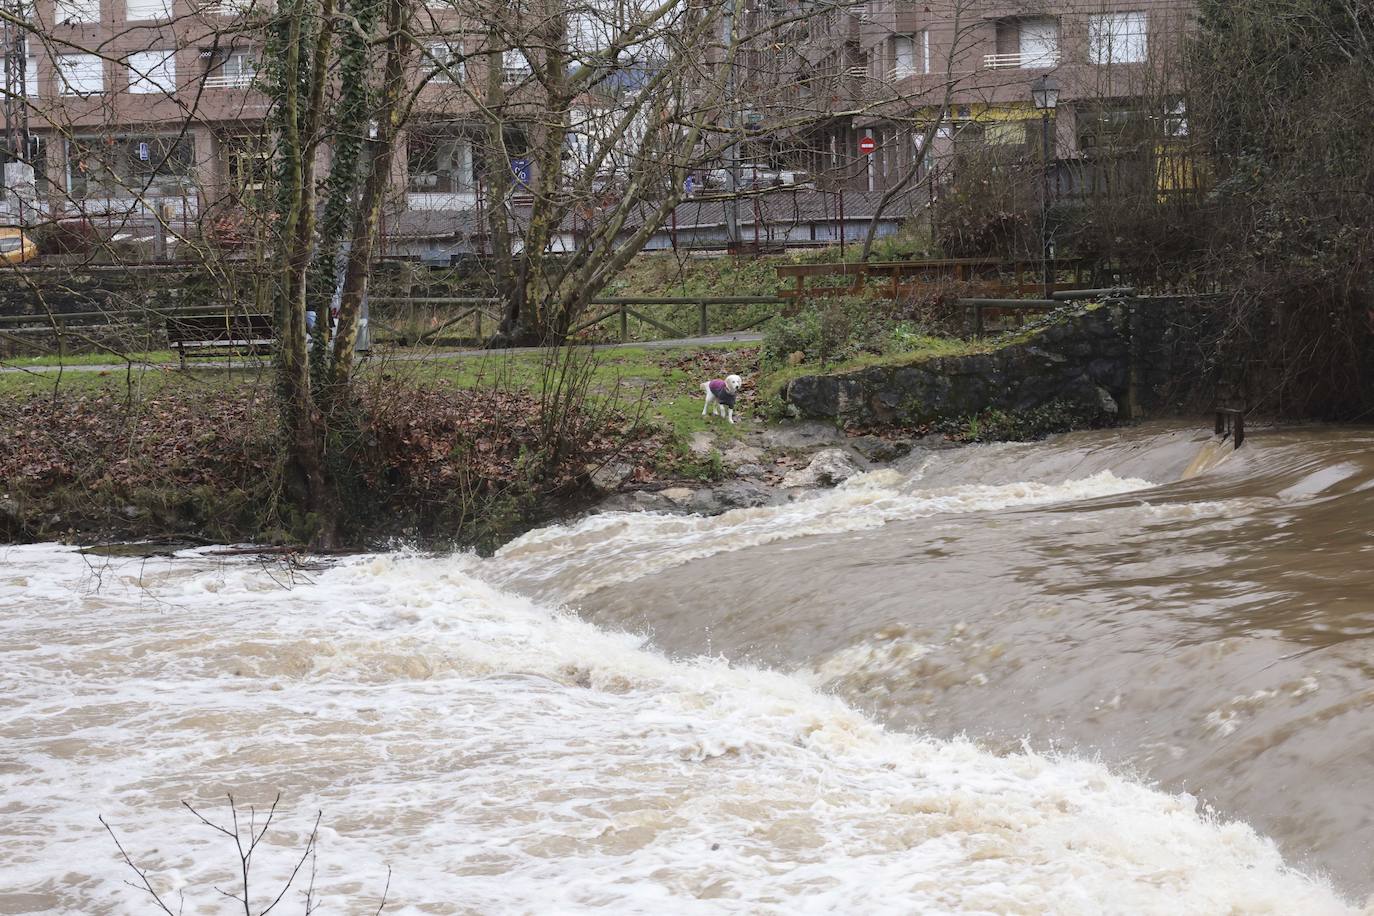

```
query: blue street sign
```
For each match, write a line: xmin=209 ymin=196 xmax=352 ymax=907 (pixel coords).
xmin=510 ymin=158 xmax=531 ymax=187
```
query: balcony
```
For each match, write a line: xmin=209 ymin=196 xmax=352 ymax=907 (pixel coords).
xmin=203 ymin=72 xmax=253 ymax=88
xmin=983 ymin=50 xmax=1060 ymax=70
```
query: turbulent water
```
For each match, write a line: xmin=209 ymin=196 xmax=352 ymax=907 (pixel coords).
xmin=5 ymin=422 xmax=1374 ymax=913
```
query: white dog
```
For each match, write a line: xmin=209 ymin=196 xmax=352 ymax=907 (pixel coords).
xmin=702 ymin=374 xmax=743 ymax=424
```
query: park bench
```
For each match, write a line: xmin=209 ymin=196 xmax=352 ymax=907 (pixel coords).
xmin=166 ymin=312 xmax=274 ymax=367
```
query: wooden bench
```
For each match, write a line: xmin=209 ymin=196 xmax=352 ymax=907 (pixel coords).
xmin=166 ymin=312 xmax=274 ymax=367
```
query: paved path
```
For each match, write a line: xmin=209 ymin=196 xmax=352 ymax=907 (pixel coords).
xmin=0 ymin=333 xmax=765 ymax=375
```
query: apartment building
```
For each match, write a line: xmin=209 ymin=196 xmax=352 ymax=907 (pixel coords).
xmin=0 ymin=0 xmax=514 ymax=236
xmin=0 ymin=0 xmax=267 ymax=227
xmin=764 ymin=0 xmax=1195 ymax=197
xmin=0 ymin=0 xmax=1197 ymax=253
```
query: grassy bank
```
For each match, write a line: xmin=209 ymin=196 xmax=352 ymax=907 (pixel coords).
xmin=0 ymin=342 xmax=762 ymax=547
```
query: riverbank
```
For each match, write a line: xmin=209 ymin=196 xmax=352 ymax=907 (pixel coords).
xmin=2 ymin=305 xmax=1211 ymax=549
xmin=0 ymin=341 xmax=831 ymax=547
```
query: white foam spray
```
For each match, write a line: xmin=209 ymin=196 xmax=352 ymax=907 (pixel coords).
xmin=0 ymin=545 xmax=1362 ymax=915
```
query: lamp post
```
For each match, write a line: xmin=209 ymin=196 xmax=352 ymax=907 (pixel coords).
xmin=1030 ymin=75 xmax=1059 ymax=297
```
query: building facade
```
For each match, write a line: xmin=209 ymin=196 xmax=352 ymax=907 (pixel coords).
xmin=0 ymin=0 xmax=1198 ymax=251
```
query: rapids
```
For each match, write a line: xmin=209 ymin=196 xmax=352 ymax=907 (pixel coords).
xmin=4 ymin=421 xmax=1373 ymax=913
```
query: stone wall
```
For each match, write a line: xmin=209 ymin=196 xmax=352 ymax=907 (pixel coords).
xmin=783 ymin=298 xmax=1220 ymax=427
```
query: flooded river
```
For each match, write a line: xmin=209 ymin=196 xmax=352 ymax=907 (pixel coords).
xmin=4 ymin=423 xmax=1374 ymax=913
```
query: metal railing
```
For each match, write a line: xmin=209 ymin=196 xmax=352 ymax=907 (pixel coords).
xmin=983 ymin=50 xmax=1060 ymax=70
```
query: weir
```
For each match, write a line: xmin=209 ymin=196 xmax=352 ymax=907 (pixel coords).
xmin=5 ymin=424 xmax=1374 ymax=911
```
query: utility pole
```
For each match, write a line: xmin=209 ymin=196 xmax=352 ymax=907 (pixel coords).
xmin=2 ymin=0 xmax=32 ymax=218
xmin=720 ymin=0 xmax=739 ymax=252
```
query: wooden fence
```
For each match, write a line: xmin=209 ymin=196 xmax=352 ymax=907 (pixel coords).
xmin=776 ymin=257 xmax=1096 ymax=302
xmin=569 ymin=296 xmax=786 ymax=340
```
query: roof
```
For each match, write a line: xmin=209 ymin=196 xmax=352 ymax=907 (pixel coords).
xmin=384 ymin=187 xmax=926 ymax=240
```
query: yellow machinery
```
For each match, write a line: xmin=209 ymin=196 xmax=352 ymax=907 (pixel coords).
xmin=0 ymin=227 xmax=37 ymax=263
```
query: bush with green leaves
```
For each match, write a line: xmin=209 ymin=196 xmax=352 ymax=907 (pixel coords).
xmin=761 ymin=297 xmax=891 ymax=370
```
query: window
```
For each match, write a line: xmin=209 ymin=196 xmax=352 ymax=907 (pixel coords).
xmin=1165 ymin=98 xmax=1188 ymax=138
xmin=127 ymin=50 xmax=176 ymax=94
xmin=67 ymin=135 xmax=194 ymax=198
xmin=1 ymin=55 xmax=40 ymax=96
xmin=224 ymin=135 xmax=270 ymax=194
xmin=984 ymin=121 xmax=1029 ymax=146
xmin=5 ymin=0 xmax=34 ymax=20
xmin=891 ymin=32 xmax=931 ymax=80
xmin=57 ymin=53 xmax=103 ymax=95
xmin=1076 ymin=103 xmax=1150 ymax=153
xmin=892 ymin=35 xmax=915 ymax=78
xmin=54 ymin=0 xmax=100 ymax=23
xmin=1088 ymin=11 xmax=1147 ymax=64
xmin=407 ymin=129 xmax=474 ymax=193
xmin=202 ymin=48 xmax=254 ymax=88
xmin=502 ymin=49 xmax=531 ymax=84
xmin=213 ymin=0 xmax=260 ymax=16
xmin=428 ymin=42 xmax=464 ymax=83
xmin=125 ymin=0 xmax=171 ymax=22
xmin=990 ymin=17 xmax=1059 ymax=69
xmin=1019 ymin=17 xmax=1059 ymax=68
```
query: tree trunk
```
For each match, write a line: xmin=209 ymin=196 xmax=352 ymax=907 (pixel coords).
xmin=273 ymin=0 xmax=338 ymax=545
xmin=330 ymin=0 xmax=412 ymax=387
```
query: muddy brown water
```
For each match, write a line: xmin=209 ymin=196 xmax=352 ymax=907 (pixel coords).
xmin=7 ymin=421 xmax=1374 ymax=912
xmin=495 ymin=422 xmax=1374 ymax=897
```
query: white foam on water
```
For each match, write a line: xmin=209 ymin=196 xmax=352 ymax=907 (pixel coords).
xmin=491 ymin=469 xmax=1154 ymax=601
xmin=0 ymin=545 xmax=1362 ymax=915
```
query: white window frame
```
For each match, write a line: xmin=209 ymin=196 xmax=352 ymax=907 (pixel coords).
xmin=502 ymin=49 xmax=531 ymax=84
xmin=127 ymin=49 xmax=176 ymax=94
xmin=1088 ymin=11 xmax=1147 ymax=65
xmin=203 ymin=48 xmax=255 ymax=88
xmin=125 ymin=0 xmax=171 ymax=23
xmin=54 ymin=0 xmax=100 ymax=23
xmin=919 ymin=29 xmax=930 ymax=74
xmin=891 ymin=35 xmax=915 ymax=79
xmin=1018 ymin=17 xmax=1060 ymax=69
xmin=57 ymin=53 xmax=103 ymax=95
xmin=428 ymin=42 xmax=464 ymax=83
xmin=1165 ymin=98 xmax=1188 ymax=138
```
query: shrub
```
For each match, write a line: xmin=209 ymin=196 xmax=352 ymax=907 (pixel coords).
xmin=761 ymin=296 xmax=889 ymax=369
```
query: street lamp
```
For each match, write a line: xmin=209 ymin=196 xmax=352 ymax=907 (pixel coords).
xmin=1030 ymin=75 xmax=1059 ymax=297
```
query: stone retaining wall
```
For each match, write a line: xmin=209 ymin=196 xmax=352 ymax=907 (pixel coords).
xmin=783 ymin=298 xmax=1218 ymax=426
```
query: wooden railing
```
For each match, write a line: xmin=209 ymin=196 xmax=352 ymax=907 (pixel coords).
xmin=776 ymin=257 xmax=1094 ymax=302
xmin=569 ymin=296 xmax=786 ymax=341
xmin=368 ymin=296 xmax=503 ymax=345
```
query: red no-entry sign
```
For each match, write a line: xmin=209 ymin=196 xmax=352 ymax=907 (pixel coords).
xmin=859 ymin=136 xmax=877 ymax=155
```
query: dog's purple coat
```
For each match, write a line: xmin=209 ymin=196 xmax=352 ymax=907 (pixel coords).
xmin=707 ymin=379 xmax=737 ymax=407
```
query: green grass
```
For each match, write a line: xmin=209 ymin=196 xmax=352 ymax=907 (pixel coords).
xmin=386 ymin=342 xmax=756 ymax=445
xmin=0 ymin=340 xmax=762 ymax=453
xmin=1 ymin=349 xmax=181 ymax=368
xmin=0 ymin=363 xmax=267 ymax=398
xmin=757 ymin=334 xmax=1004 ymax=399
